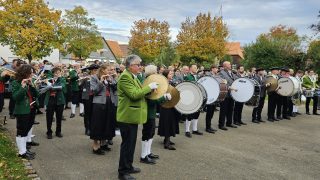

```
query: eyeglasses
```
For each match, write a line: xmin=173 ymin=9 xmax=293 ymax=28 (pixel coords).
xmin=110 ymin=69 xmax=115 ymax=71
xmin=131 ymin=64 xmax=141 ymax=67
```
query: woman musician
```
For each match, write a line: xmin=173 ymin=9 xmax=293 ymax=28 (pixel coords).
xmin=12 ymin=64 xmax=39 ymax=160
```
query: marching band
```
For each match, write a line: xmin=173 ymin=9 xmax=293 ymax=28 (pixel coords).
xmin=0 ymin=55 xmax=319 ymax=180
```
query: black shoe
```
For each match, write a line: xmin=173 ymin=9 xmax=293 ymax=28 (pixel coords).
xmin=164 ymin=144 xmax=176 ymax=150
xmin=70 ymin=114 xmax=75 ymax=118
xmin=79 ymin=113 xmax=85 ymax=117
xmin=56 ymin=133 xmax=63 ymax=138
xmin=33 ymin=121 xmax=40 ymax=125
xmin=192 ymin=130 xmax=203 ymax=135
xmin=26 ymin=150 xmax=36 ymax=156
xmin=205 ymin=128 xmax=215 ymax=133
xmin=101 ymin=145 xmax=111 ymax=151
xmin=65 ymin=106 xmax=70 ymax=109
xmin=219 ymin=126 xmax=228 ymax=131
xmin=92 ymin=148 xmax=105 ymax=155
xmin=128 ymin=167 xmax=141 ymax=174
xmin=107 ymin=140 xmax=113 ymax=145
xmin=36 ymin=110 xmax=43 ymax=114
xmin=185 ymin=132 xmax=192 ymax=138
xmin=306 ymin=112 xmax=311 ymax=115
xmin=148 ymin=153 xmax=159 ymax=159
xmin=118 ymin=174 xmax=136 ymax=180
xmin=252 ymin=120 xmax=260 ymax=123
xmin=47 ymin=134 xmax=53 ymax=139
xmin=226 ymin=124 xmax=237 ymax=128
xmin=296 ymin=112 xmax=301 ymax=115
xmin=140 ymin=156 xmax=156 ymax=164
xmin=18 ymin=153 xmax=34 ymax=160
xmin=27 ymin=141 xmax=39 ymax=146
xmin=234 ymin=122 xmax=241 ymax=126
xmin=283 ymin=116 xmax=291 ymax=120
xmin=267 ymin=118 xmax=274 ymax=122
xmin=163 ymin=140 xmax=175 ymax=145
xmin=313 ymin=113 xmax=320 ymax=115
xmin=273 ymin=117 xmax=279 ymax=121
xmin=10 ymin=115 xmax=15 ymax=119
xmin=277 ymin=116 xmax=283 ymax=120
xmin=240 ymin=122 xmax=247 ymax=125
xmin=259 ymin=120 xmax=266 ymax=123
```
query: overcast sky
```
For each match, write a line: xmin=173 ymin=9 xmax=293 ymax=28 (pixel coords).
xmin=47 ymin=0 xmax=320 ymax=45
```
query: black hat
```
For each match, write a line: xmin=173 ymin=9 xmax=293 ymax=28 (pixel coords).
xmin=270 ymin=67 xmax=280 ymax=71
xmin=281 ymin=67 xmax=290 ymax=72
xmin=255 ymin=68 xmax=264 ymax=72
xmin=88 ymin=64 xmax=100 ymax=70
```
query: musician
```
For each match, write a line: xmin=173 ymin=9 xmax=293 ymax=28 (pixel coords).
xmin=233 ymin=65 xmax=247 ymax=126
xmin=252 ymin=68 xmax=267 ymax=123
xmin=205 ymin=65 xmax=219 ymax=133
xmin=302 ymin=69 xmax=319 ymax=115
xmin=82 ymin=64 xmax=99 ymax=136
xmin=267 ymin=67 xmax=280 ymax=122
xmin=117 ymin=55 xmax=158 ymax=180
xmin=12 ymin=65 xmax=39 ymax=160
xmin=0 ymin=68 xmax=11 ymax=113
xmin=276 ymin=67 xmax=291 ymax=120
xmin=139 ymin=65 xmax=170 ymax=164
xmin=184 ymin=64 xmax=203 ymax=137
xmin=292 ymin=70 xmax=303 ymax=115
xmin=69 ymin=63 xmax=84 ymax=118
xmin=43 ymin=67 xmax=66 ymax=139
xmin=287 ymin=69 xmax=295 ymax=117
xmin=9 ymin=59 xmax=23 ymax=119
xmin=218 ymin=61 xmax=237 ymax=130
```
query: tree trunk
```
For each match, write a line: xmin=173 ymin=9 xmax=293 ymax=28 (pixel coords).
xmin=27 ymin=54 xmax=32 ymax=64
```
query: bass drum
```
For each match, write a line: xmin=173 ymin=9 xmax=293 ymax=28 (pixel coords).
xmin=231 ymin=78 xmax=257 ymax=103
xmin=245 ymin=79 xmax=261 ymax=107
xmin=174 ymin=82 xmax=207 ymax=114
xmin=197 ymin=76 xmax=226 ymax=104
xmin=277 ymin=77 xmax=299 ymax=96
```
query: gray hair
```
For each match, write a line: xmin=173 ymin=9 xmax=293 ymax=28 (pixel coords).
xmin=125 ymin=54 xmax=142 ymax=68
xmin=30 ymin=61 xmax=39 ymax=66
xmin=144 ymin=65 xmax=157 ymax=77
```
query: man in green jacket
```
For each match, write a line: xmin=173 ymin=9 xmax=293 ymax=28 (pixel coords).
xmin=117 ymin=55 xmax=158 ymax=180
xmin=302 ymin=69 xmax=319 ymax=115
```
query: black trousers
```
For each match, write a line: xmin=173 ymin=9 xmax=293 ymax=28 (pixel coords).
xmin=277 ymin=96 xmax=289 ymax=118
xmin=288 ymin=98 xmax=293 ymax=115
xmin=268 ymin=92 xmax=277 ymax=119
xmin=252 ymin=96 xmax=265 ymax=120
xmin=205 ymin=104 xmax=215 ymax=129
xmin=46 ymin=96 xmax=64 ymax=135
xmin=306 ymin=96 xmax=319 ymax=113
xmin=83 ymin=96 xmax=93 ymax=130
xmin=0 ymin=93 xmax=4 ymax=113
xmin=118 ymin=122 xmax=138 ymax=175
xmin=71 ymin=90 xmax=80 ymax=104
xmin=16 ymin=109 xmax=36 ymax=137
xmin=9 ymin=95 xmax=15 ymax=115
xmin=142 ymin=118 xmax=155 ymax=141
xmin=38 ymin=93 xmax=46 ymax=108
xmin=219 ymin=97 xmax=234 ymax=127
xmin=233 ymin=102 xmax=244 ymax=124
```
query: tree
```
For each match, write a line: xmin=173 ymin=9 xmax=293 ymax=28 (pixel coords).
xmin=307 ymin=40 xmax=320 ymax=72
xmin=0 ymin=0 xmax=64 ymax=62
xmin=63 ymin=6 xmax=102 ymax=60
xmin=243 ymin=25 xmax=304 ymax=70
xmin=155 ymin=43 xmax=179 ymax=66
xmin=176 ymin=13 xmax=229 ymax=65
xmin=129 ymin=18 xmax=170 ymax=64
xmin=310 ymin=10 xmax=320 ymax=34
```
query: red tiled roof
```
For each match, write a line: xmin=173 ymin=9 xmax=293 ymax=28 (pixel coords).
xmin=225 ymin=42 xmax=244 ymax=59
xmin=106 ymin=40 xmax=124 ymax=58
xmin=119 ymin=44 xmax=130 ymax=57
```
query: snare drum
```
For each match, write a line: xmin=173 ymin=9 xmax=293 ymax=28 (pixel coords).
xmin=277 ymin=77 xmax=299 ymax=96
xmin=197 ymin=76 xmax=227 ymax=104
xmin=245 ymin=79 xmax=261 ymax=107
xmin=174 ymin=82 xmax=207 ymax=114
xmin=231 ymin=78 xmax=258 ymax=103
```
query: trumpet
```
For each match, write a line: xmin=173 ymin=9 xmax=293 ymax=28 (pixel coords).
xmin=0 ymin=66 xmax=16 ymax=77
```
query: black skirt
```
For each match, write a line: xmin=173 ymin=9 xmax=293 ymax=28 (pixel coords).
xmin=158 ymin=107 xmax=179 ymax=137
xmin=90 ymin=97 xmax=115 ymax=140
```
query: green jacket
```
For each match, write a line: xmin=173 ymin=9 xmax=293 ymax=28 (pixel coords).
xmin=12 ymin=80 xmax=39 ymax=115
xmin=44 ymin=77 xmax=66 ymax=106
xmin=69 ymin=69 xmax=79 ymax=91
xmin=117 ymin=69 xmax=152 ymax=124
xmin=184 ymin=73 xmax=197 ymax=82
xmin=302 ymin=76 xmax=319 ymax=89
xmin=61 ymin=77 xmax=68 ymax=94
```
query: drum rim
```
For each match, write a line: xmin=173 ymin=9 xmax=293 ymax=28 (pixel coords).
xmin=197 ymin=76 xmax=220 ymax=104
xmin=277 ymin=77 xmax=299 ymax=96
xmin=230 ymin=78 xmax=255 ymax=103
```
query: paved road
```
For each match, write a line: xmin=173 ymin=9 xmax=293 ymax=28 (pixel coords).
xmin=3 ymin=100 xmax=320 ymax=180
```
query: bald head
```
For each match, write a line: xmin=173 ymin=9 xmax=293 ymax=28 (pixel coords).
xmin=223 ymin=61 xmax=231 ymax=70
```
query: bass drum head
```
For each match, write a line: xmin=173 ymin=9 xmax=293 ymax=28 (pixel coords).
xmin=175 ymin=82 xmax=205 ymax=114
xmin=277 ymin=77 xmax=297 ymax=96
xmin=231 ymin=78 xmax=254 ymax=103
xmin=197 ymin=76 xmax=220 ymax=104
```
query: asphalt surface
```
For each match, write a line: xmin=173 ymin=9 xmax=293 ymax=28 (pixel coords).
xmin=3 ymin=99 xmax=320 ymax=180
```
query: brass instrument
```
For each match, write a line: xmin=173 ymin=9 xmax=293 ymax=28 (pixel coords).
xmin=265 ymin=76 xmax=278 ymax=92
xmin=0 ymin=66 xmax=16 ymax=77
xmin=142 ymin=74 xmax=169 ymax=100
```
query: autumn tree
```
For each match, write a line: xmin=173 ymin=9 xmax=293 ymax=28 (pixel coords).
xmin=0 ymin=0 xmax=64 ymax=62
xmin=176 ymin=13 xmax=229 ymax=65
xmin=307 ymin=40 xmax=320 ymax=72
xmin=129 ymin=18 xmax=170 ymax=64
xmin=244 ymin=25 xmax=305 ymax=70
xmin=62 ymin=6 xmax=102 ymax=60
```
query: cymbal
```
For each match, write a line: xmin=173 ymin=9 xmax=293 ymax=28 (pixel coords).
xmin=161 ymin=85 xmax=180 ymax=108
xmin=142 ymin=74 xmax=169 ymax=100
xmin=266 ymin=76 xmax=278 ymax=92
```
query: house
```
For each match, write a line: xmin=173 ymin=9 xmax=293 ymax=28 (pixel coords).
xmin=106 ymin=40 xmax=125 ymax=61
xmin=119 ymin=44 xmax=130 ymax=57
xmin=225 ymin=42 xmax=244 ymax=65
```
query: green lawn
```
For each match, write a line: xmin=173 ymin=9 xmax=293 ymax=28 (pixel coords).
xmin=0 ymin=128 xmax=30 ymax=180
